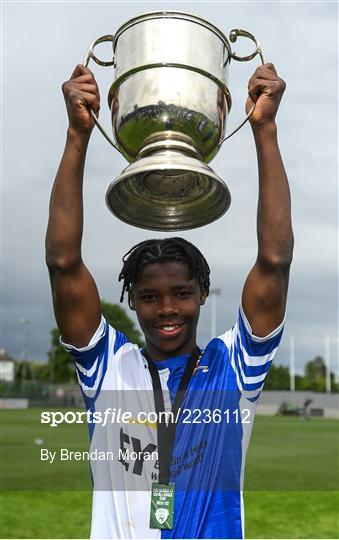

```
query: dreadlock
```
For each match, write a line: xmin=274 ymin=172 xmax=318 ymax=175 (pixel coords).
xmin=118 ymin=237 xmax=210 ymax=303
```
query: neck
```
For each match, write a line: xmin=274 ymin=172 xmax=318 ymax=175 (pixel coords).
xmin=145 ymin=337 xmax=197 ymax=362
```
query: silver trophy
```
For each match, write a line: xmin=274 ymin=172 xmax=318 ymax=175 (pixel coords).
xmin=84 ymin=11 xmax=265 ymax=231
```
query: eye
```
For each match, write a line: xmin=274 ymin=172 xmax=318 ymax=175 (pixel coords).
xmin=141 ymin=294 xmax=157 ymax=302
xmin=176 ymin=290 xmax=192 ymax=298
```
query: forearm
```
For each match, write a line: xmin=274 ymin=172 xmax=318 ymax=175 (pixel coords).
xmin=45 ymin=128 xmax=90 ymax=269
xmin=253 ymin=122 xmax=294 ymax=267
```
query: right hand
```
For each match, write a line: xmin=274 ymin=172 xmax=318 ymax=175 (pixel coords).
xmin=62 ymin=65 xmax=100 ymax=136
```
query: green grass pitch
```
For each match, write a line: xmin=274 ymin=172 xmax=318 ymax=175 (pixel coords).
xmin=1 ymin=409 xmax=338 ymax=538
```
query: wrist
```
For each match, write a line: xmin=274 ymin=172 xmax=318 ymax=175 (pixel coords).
xmin=251 ymin=121 xmax=277 ymax=140
xmin=66 ymin=127 xmax=91 ymax=149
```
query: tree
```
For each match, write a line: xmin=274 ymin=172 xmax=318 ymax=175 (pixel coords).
xmin=48 ymin=300 xmax=144 ymax=383
xmin=48 ymin=327 xmax=75 ymax=383
xmin=264 ymin=364 xmax=290 ymax=390
xmin=302 ymin=356 xmax=337 ymax=392
xmin=100 ymin=300 xmax=144 ymax=347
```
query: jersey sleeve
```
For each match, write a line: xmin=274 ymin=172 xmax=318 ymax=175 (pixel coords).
xmin=60 ymin=316 xmax=128 ymax=408
xmin=221 ymin=305 xmax=284 ymax=402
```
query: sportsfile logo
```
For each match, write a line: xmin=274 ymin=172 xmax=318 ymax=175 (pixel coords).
xmin=41 ymin=408 xmax=252 ymax=427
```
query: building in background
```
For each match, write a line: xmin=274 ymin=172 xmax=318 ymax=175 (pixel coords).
xmin=0 ymin=349 xmax=15 ymax=382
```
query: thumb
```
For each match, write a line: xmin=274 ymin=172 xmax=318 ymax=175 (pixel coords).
xmin=245 ymin=96 xmax=255 ymax=115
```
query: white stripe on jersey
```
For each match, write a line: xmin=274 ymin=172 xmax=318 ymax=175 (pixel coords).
xmin=75 ymin=356 xmax=99 ymax=377
xmin=237 ymin=337 xmax=278 ymax=366
xmin=75 ymin=359 xmax=105 ymax=397
xmin=234 ymin=348 xmax=276 ymax=384
xmin=231 ymin=362 xmax=264 ymax=400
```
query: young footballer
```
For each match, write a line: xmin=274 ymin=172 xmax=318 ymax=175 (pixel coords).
xmin=46 ymin=62 xmax=293 ymax=538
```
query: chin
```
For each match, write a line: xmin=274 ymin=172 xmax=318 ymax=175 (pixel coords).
xmin=153 ymin=335 xmax=192 ymax=357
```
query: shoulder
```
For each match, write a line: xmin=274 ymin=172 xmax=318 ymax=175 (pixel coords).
xmin=61 ymin=316 xmax=131 ymax=363
xmin=217 ymin=305 xmax=284 ymax=356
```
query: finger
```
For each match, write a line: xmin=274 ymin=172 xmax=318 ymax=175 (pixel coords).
xmin=249 ymin=77 xmax=286 ymax=93
xmin=68 ymin=83 xmax=100 ymax=99
xmin=250 ymin=63 xmax=278 ymax=80
xmin=248 ymin=79 xmax=285 ymax=102
xmin=248 ymin=69 xmax=280 ymax=89
xmin=62 ymin=79 xmax=100 ymax=101
xmin=262 ymin=63 xmax=278 ymax=75
xmin=70 ymin=64 xmax=94 ymax=80
xmin=69 ymin=73 xmax=98 ymax=85
xmin=248 ymin=63 xmax=280 ymax=86
xmin=248 ymin=74 xmax=286 ymax=94
xmin=68 ymin=91 xmax=100 ymax=114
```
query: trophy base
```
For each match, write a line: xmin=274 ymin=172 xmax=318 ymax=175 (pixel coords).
xmin=105 ymin=135 xmax=231 ymax=231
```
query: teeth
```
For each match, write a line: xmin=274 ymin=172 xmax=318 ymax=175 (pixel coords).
xmin=162 ymin=326 xmax=178 ymax=331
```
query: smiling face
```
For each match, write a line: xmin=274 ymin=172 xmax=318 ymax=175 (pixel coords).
xmin=129 ymin=261 xmax=207 ymax=361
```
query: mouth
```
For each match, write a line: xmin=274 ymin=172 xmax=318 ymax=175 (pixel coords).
xmin=153 ymin=321 xmax=186 ymax=338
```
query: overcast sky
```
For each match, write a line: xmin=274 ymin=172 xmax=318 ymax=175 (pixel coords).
xmin=2 ymin=1 xmax=338 ymax=376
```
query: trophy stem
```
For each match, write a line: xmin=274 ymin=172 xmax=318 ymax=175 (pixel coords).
xmin=105 ymin=131 xmax=231 ymax=231
xmin=138 ymin=131 xmax=202 ymax=161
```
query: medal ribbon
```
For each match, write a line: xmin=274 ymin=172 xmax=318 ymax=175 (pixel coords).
xmin=144 ymin=346 xmax=201 ymax=485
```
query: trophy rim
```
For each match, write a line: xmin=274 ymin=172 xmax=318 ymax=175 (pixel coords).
xmin=113 ymin=10 xmax=232 ymax=55
xmin=105 ymin=152 xmax=231 ymax=232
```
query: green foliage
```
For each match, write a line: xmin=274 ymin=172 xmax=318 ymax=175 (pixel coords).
xmin=264 ymin=357 xmax=338 ymax=393
xmin=47 ymin=300 xmax=144 ymax=383
xmin=14 ymin=361 xmax=50 ymax=382
xmin=264 ymin=364 xmax=290 ymax=390
xmin=100 ymin=300 xmax=144 ymax=347
xmin=48 ymin=327 xmax=75 ymax=383
xmin=15 ymin=361 xmax=34 ymax=380
xmin=297 ymin=356 xmax=337 ymax=392
xmin=302 ymin=355 xmax=326 ymax=391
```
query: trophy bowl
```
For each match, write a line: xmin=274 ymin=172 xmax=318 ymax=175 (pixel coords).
xmin=84 ymin=11 xmax=265 ymax=231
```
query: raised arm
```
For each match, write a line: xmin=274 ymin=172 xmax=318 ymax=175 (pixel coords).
xmin=45 ymin=65 xmax=101 ymax=347
xmin=241 ymin=63 xmax=294 ymax=337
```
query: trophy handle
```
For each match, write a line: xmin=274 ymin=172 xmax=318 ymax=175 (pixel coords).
xmin=219 ymin=29 xmax=266 ymax=145
xmin=83 ymin=35 xmax=124 ymax=154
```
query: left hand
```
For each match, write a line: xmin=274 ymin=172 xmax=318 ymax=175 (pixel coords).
xmin=246 ymin=63 xmax=286 ymax=127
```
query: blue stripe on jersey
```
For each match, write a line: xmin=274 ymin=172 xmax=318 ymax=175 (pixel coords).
xmin=78 ymin=337 xmax=108 ymax=410
xmin=237 ymin=310 xmax=283 ymax=356
xmin=233 ymin=346 xmax=271 ymax=391
xmin=66 ymin=321 xmax=129 ymax=410
xmin=232 ymin=312 xmax=283 ymax=397
xmin=70 ymin=329 xmax=107 ymax=365
xmin=75 ymin=328 xmax=128 ymax=386
xmin=246 ymin=395 xmax=261 ymax=403
xmin=235 ymin=336 xmax=273 ymax=377
xmin=76 ymin=358 xmax=104 ymax=388
xmin=74 ymin=323 xmax=127 ymax=409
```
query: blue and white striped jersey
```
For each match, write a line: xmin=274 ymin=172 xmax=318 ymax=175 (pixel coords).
xmin=62 ymin=306 xmax=284 ymax=539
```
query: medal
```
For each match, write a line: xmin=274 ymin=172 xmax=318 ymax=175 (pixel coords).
xmin=150 ymin=482 xmax=175 ymax=529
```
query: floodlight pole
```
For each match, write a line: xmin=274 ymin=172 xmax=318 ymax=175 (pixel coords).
xmin=289 ymin=336 xmax=295 ymax=392
xmin=325 ymin=335 xmax=331 ymax=393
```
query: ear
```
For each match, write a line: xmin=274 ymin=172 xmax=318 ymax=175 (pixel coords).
xmin=200 ymin=289 xmax=207 ymax=306
xmin=128 ymin=292 xmax=135 ymax=311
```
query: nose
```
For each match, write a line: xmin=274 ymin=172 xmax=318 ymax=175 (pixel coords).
xmin=157 ymin=295 xmax=179 ymax=317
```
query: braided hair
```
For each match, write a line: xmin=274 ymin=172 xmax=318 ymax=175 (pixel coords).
xmin=119 ymin=237 xmax=210 ymax=303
